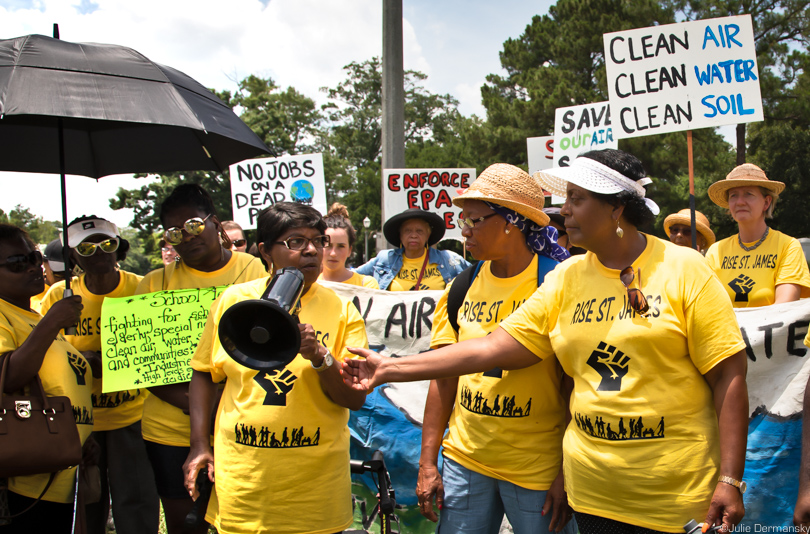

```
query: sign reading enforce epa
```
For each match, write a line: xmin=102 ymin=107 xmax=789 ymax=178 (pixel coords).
xmin=229 ymin=153 xmax=327 ymax=229
xmin=604 ymin=14 xmax=763 ymax=139
xmin=383 ymin=168 xmax=474 ymax=242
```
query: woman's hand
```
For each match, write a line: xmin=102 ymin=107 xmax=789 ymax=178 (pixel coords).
xmin=80 ymin=436 xmax=101 ymax=468
xmin=183 ymin=446 xmax=215 ymax=501
xmin=342 ymin=347 xmax=384 ymax=391
xmin=704 ymin=482 xmax=744 ymax=531
xmin=794 ymin=490 xmax=810 ymax=527
xmin=543 ymin=468 xmax=573 ymax=532
xmin=416 ymin=463 xmax=443 ymax=522
xmin=298 ymin=323 xmax=325 ymax=363
xmin=41 ymin=295 xmax=83 ymax=331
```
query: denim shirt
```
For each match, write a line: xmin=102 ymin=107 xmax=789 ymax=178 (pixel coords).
xmin=354 ymin=248 xmax=471 ymax=290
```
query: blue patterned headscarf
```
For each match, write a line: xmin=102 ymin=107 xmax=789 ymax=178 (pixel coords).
xmin=484 ymin=202 xmax=570 ymax=262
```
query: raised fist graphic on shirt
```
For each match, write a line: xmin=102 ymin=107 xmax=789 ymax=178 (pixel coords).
xmin=728 ymin=274 xmax=755 ymax=302
xmin=67 ymin=351 xmax=89 ymax=386
xmin=586 ymin=342 xmax=630 ymax=391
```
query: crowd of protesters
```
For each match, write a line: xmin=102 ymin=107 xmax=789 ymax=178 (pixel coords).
xmin=2 ymin=149 xmax=810 ymax=533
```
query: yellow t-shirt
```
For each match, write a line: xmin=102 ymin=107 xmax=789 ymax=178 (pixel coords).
xmin=191 ymin=279 xmax=368 ymax=534
xmin=319 ymin=271 xmax=379 ymax=289
xmin=0 ymin=300 xmax=94 ymax=503
xmin=388 ymin=250 xmax=445 ymax=291
xmin=41 ymin=271 xmax=146 ymax=432
xmin=500 ymin=237 xmax=745 ymax=531
xmin=30 ymin=283 xmax=50 ymax=313
xmin=136 ymin=252 xmax=267 ymax=447
xmin=430 ymin=256 xmax=565 ymax=490
xmin=705 ymin=229 xmax=810 ymax=308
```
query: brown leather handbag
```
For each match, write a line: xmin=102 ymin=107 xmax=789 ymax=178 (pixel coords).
xmin=0 ymin=354 xmax=83 ymax=478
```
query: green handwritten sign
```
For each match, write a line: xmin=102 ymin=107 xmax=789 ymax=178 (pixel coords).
xmin=100 ymin=286 xmax=227 ymax=393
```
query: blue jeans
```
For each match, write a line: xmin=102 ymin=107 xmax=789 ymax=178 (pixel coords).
xmin=437 ymin=456 xmax=577 ymax=534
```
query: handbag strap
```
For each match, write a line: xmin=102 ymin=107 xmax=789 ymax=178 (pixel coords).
xmin=0 ymin=472 xmax=57 ymax=520
xmin=410 ymin=251 xmax=431 ymax=291
xmin=0 ymin=343 xmax=53 ymax=413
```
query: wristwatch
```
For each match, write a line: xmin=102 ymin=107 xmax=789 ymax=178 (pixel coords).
xmin=718 ymin=475 xmax=747 ymax=494
xmin=311 ymin=349 xmax=334 ymax=373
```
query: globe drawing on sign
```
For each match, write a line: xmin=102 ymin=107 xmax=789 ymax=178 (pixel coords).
xmin=290 ymin=180 xmax=315 ymax=205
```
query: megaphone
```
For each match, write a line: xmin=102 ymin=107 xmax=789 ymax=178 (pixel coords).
xmin=218 ymin=267 xmax=305 ymax=371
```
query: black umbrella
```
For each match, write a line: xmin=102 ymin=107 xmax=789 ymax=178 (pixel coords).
xmin=0 ymin=32 xmax=270 ymax=292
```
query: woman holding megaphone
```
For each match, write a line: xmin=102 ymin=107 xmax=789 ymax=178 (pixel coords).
xmin=183 ymin=202 xmax=368 ymax=534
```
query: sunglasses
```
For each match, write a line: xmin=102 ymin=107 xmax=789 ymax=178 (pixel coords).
xmin=620 ymin=266 xmax=650 ymax=317
xmin=0 ymin=250 xmax=43 ymax=273
xmin=276 ymin=235 xmax=330 ymax=251
xmin=669 ymin=225 xmax=692 ymax=237
xmin=231 ymin=239 xmax=247 ymax=248
xmin=163 ymin=214 xmax=212 ymax=246
xmin=75 ymin=237 xmax=120 ymax=257
xmin=457 ymin=212 xmax=498 ymax=229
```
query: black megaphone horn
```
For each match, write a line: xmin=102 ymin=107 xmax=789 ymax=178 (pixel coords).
xmin=218 ymin=267 xmax=305 ymax=371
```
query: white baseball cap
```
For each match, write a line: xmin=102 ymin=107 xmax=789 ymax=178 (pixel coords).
xmin=66 ymin=217 xmax=119 ymax=248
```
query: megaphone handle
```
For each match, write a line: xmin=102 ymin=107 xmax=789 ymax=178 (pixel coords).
xmin=63 ymin=288 xmax=77 ymax=336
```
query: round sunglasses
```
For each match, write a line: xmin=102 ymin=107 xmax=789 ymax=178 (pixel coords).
xmin=75 ymin=237 xmax=120 ymax=257
xmin=163 ymin=214 xmax=212 ymax=246
xmin=0 ymin=250 xmax=44 ymax=273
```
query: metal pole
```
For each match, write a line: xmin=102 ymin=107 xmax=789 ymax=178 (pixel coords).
xmin=382 ymin=0 xmax=405 ymax=234
xmin=364 ymin=230 xmax=369 ymax=264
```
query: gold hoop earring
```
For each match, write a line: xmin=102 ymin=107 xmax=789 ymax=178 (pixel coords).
xmin=616 ymin=221 xmax=624 ymax=239
xmin=505 ymin=228 xmax=511 ymax=235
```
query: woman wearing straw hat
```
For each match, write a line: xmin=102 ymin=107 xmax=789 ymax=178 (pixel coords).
xmin=663 ymin=209 xmax=716 ymax=254
xmin=355 ymin=208 xmax=469 ymax=291
xmin=419 ymin=164 xmax=573 ymax=533
xmin=706 ymin=163 xmax=810 ymax=308
xmin=341 ymin=149 xmax=749 ymax=533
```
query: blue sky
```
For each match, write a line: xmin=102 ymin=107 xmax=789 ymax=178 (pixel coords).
xmin=0 ymin=0 xmax=554 ymax=228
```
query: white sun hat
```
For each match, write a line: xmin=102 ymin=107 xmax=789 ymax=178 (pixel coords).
xmin=533 ymin=156 xmax=660 ymax=216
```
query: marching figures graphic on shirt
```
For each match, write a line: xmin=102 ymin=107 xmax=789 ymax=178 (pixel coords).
xmin=729 ymin=274 xmax=755 ymax=302
xmin=233 ymin=422 xmax=321 ymax=448
xmin=575 ymin=412 xmax=665 ymax=440
xmin=254 ymin=368 xmax=298 ymax=406
xmin=586 ymin=342 xmax=630 ymax=391
xmin=459 ymin=384 xmax=532 ymax=418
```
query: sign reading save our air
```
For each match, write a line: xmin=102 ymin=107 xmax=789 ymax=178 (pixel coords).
xmin=604 ymin=14 xmax=763 ymax=139
xmin=229 ymin=153 xmax=327 ymax=229
xmin=100 ymin=286 xmax=227 ymax=392
xmin=553 ymin=102 xmax=618 ymax=167
xmin=383 ymin=168 xmax=475 ymax=242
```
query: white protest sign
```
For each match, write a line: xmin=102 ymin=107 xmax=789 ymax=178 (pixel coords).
xmin=526 ymin=136 xmax=554 ymax=175
xmin=553 ymin=102 xmax=617 ymax=167
xmin=229 ymin=153 xmax=327 ymax=229
xmin=324 ymin=283 xmax=810 ymax=422
xmin=383 ymin=168 xmax=475 ymax=242
xmin=604 ymin=14 xmax=763 ymax=139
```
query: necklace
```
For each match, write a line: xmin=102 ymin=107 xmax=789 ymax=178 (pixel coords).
xmin=738 ymin=226 xmax=769 ymax=252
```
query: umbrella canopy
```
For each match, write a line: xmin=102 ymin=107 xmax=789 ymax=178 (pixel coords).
xmin=0 ymin=34 xmax=270 ymax=177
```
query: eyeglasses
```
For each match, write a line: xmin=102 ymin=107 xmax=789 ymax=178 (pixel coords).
xmin=669 ymin=226 xmax=692 ymax=237
xmin=75 ymin=237 xmax=120 ymax=257
xmin=231 ymin=239 xmax=247 ymax=248
xmin=163 ymin=214 xmax=211 ymax=245
xmin=620 ymin=266 xmax=650 ymax=317
xmin=457 ymin=212 xmax=498 ymax=229
xmin=0 ymin=250 xmax=43 ymax=273
xmin=276 ymin=235 xmax=330 ymax=251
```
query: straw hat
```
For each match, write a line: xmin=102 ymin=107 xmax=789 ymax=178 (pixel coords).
xmin=708 ymin=163 xmax=785 ymax=208
xmin=383 ymin=208 xmax=445 ymax=247
xmin=453 ymin=163 xmax=550 ymax=227
xmin=663 ymin=209 xmax=716 ymax=247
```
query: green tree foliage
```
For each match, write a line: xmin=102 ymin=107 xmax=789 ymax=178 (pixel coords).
xmin=747 ymin=52 xmax=810 ymax=238
xmin=675 ymin=0 xmax=810 ymax=161
xmin=320 ymin=58 xmax=463 ymax=259
xmin=118 ymin=228 xmax=163 ymax=276
xmin=0 ymin=205 xmax=61 ymax=244
xmin=481 ymin=0 xmax=678 ymax=165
